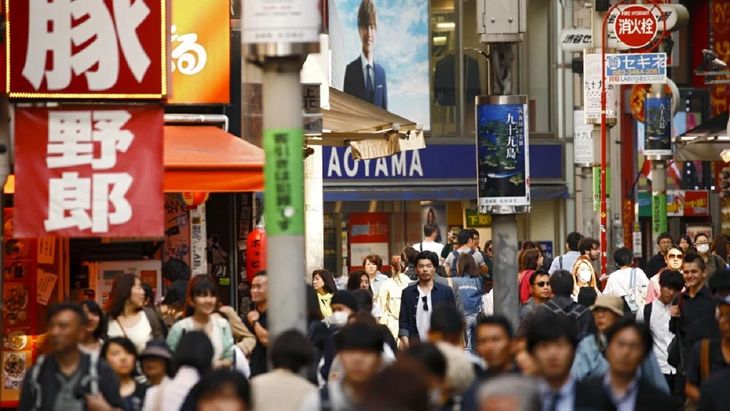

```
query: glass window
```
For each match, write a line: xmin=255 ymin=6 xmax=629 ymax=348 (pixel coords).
xmin=526 ymin=0 xmax=552 ymax=133
xmin=431 ymin=0 xmax=458 ymax=137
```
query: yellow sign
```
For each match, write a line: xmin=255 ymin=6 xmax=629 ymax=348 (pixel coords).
xmin=169 ymin=0 xmax=230 ymax=104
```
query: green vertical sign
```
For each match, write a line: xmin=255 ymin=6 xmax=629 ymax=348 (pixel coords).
xmin=652 ymin=193 xmax=667 ymax=234
xmin=264 ymin=128 xmax=304 ymax=236
xmin=592 ymin=167 xmax=611 ymax=212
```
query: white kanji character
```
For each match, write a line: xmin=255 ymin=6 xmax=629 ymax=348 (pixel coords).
xmin=92 ymin=111 xmax=134 ymax=169
xmin=92 ymin=173 xmax=133 ymax=233
xmin=618 ymin=19 xmax=634 ymax=35
xmin=44 ymin=172 xmax=92 ymax=231
xmin=113 ymin=0 xmax=152 ymax=82
xmin=640 ymin=17 xmax=655 ymax=35
xmin=46 ymin=111 xmax=94 ymax=168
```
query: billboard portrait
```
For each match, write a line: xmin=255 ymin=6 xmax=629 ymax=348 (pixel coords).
xmin=329 ymin=0 xmax=430 ymax=129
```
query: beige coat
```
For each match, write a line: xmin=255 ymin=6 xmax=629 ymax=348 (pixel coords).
xmin=217 ymin=305 xmax=257 ymax=356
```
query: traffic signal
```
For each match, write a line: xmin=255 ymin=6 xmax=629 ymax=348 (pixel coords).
xmin=721 ymin=166 xmax=730 ymax=198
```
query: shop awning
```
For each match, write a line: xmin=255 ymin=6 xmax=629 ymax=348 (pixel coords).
xmin=674 ymin=112 xmax=730 ymax=162
xmin=312 ymin=88 xmax=425 ymax=160
xmin=4 ymin=126 xmax=265 ymax=194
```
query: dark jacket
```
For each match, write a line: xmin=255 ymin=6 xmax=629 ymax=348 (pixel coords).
xmin=579 ymin=376 xmax=674 ymax=411
xmin=398 ymin=281 xmax=456 ymax=342
xmin=343 ymin=57 xmax=388 ymax=109
xmin=669 ymin=286 xmax=719 ymax=367
xmin=520 ymin=295 xmax=596 ymax=340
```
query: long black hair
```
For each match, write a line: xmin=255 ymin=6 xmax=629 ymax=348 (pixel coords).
xmin=184 ymin=275 xmax=218 ymax=317
xmin=106 ymin=273 xmax=141 ymax=319
xmin=80 ymin=300 xmax=108 ymax=341
xmin=173 ymin=331 xmax=214 ymax=376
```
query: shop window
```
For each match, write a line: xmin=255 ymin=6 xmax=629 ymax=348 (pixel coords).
xmin=526 ymin=0 xmax=553 ymax=133
xmin=431 ymin=0 xmax=458 ymax=136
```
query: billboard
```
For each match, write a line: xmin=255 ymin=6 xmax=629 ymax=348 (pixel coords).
xmin=329 ymin=0 xmax=430 ymax=129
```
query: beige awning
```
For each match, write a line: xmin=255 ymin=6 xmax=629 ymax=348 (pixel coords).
xmin=674 ymin=112 xmax=730 ymax=162
xmin=310 ymin=88 xmax=425 ymax=160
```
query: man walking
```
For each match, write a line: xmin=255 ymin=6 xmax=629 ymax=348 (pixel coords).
xmin=548 ymin=231 xmax=583 ymax=275
xmin=646 ymin=232 xmax=674 ymax=279
xmin=245 ymin=271 xmax=270 ymax=377
xmin=443 ymin=230 xmax=487 ymax=276
xmin=520 ymin=270 xmax=552 ymax=322
xmin=413 ymin=223 xmax=445 ymax=257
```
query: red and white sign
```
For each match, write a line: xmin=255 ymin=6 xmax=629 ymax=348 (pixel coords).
xmin=348 ymin=213 xmax=389 ymax=271
xmin=684 ymin=190 xmax=710 ymax=217
xmin=7 ymin=0 xmax=167 ymax=98
xmin=14 ymin=106 xmax=164 ymax=237
xmin=613 ymin=5 xmax=658 ymax=49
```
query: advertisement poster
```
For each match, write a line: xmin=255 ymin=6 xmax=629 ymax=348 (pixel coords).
xmin=163 ymin=193 xmax=192 ymax=268
xmin=644 ymin=96 xmax=672 ymax=157
xmin=420 ymin=204 xmax=446 ymax=244
xmin=329 ymin=0 xmax=430 ymax=129
xmin=477 ymin=99 xmax=530 ymax=209
xmin=666 ymin=190 xmax=684 ymax=217
xmin=583 ymin=52 xmax=618 ymax=121
xmin=349 ymin=213 xmax=389 ymax=270
xmin=686 ymin=225 xmax=712 ymax=244
xmin=573 ymin=110 xmax=594 ymax=166
xmin=684 ymin=190 xmax=709 ymax=217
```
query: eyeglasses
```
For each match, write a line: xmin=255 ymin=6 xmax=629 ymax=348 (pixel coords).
xmin=421 ymin=296 xmax=429 ymax=311
xmin=536 ymin=281 xmax=549 ymax=287
xmin=667 ymin=253 xmax=683 ymax=259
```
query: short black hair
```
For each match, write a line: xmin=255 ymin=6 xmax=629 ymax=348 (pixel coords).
xmin=683 ymin=252 xmax=706 ymax=272
xmin=429 ymin=304 xmax=464 ymax=337
xmin=101 ymin=337 xmax=138 ymax=361
xmin=400 ymin=343 xmax=447 ymax=379
xmin=613 ymin=247 xmax=633 ymax=267
xmin=162 ymin=258 xmax=191 ymax=282
xmin=403 ymin=247 xmax=419 ymax=265
xmin=173 ymin=331 xmax=214 ymax=375
xmin=46 ymin=303 xmax=85 ymax=324
xmin=336 ymin=323 xmax=383 ymax=353
xmin=659 ymin=270 xmax=684 ymax=292
xmin=254 ymin=270 xmax=267 ymax=278
xmin=415 ymin=251 xmax=439 ymax=268
xmin=566 ymin=232 xmax=583 ymax=252
xmin=80 ymin=300 xmax=108 ymax=341
xmin=694 ymin=232 xmax=710 ymax=244
xmin=578 ymin=238 xmax=600 ymax=255
xmin=475 ymin=314 xmax=514 ymax=339
xmin=709 ymin=268 xmax=730 ymax=295
xmin=352 ymin=289 xmax=375 ymax=313
xmin=189 ymin=370 xmax=250 ymax=407
xmin=550 ymin=270 xmax=574 ymax=297
xmin=457 ymin=230 xmax=473 ymax=246
xmin=605 ymin=317 xmax=653 ymax=359
xmin=270 ymin=330 xmax=314 ymax=372
xmin=657 ymin=232 xmax=673 ymax=245
xmin=577 ymin=287 xmax=598 ymax=308
xmin=526 ymin=311 xmax=578 ymax=353
xmin=423 ymin=223 xmax=438 ymax=237
xmin=529 ymin=270 xmax=550 ymax=286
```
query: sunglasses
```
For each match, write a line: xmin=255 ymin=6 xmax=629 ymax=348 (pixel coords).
xmin=421 ymin=296 xmax=429 ymax=311
xmin=667 ymin=253 xmax=683 ymax=259
xmin=536 ymin=281 xmax=549 ymax=287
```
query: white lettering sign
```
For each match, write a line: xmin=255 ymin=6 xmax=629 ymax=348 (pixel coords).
xmin=326 ymin=147 xmax=424 ymax=178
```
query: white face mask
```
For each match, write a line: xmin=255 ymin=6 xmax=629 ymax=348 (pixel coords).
xmin=578 ymin=267 xmax=592 ymax=283
xmin=331 ymin=311 xmax=349 ymax=327
xmin=696 ymin=244 xmax=710 ymax=254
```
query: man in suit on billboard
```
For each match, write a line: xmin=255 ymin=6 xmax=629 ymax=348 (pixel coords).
xmin=343 ymin=0 xmax=388 ymax=109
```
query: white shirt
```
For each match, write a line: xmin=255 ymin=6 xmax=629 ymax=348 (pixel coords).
xmin=636 ymin=299 xmax=676 ymax=375
xmin=444 ymin=246 xmax=486 ymax=269
xmin=412 ymin=240 xmax=445 ymax=258
xmin=108 ymin=311 xmax=153 ymax=354
xmin=538 ymin=378 xmax=576 ymax=411
xmin=603 ymin=267 xmax=649 ymax=297
xmin=360 ymin=54 xmax=374 ymax=90
xmin=549 ymin=251 xmax=581 ymax=275
xmin=142 ymin=367 xmax=199 ymax=411
xmin=416 ymin=285 xmax=433 ymax=338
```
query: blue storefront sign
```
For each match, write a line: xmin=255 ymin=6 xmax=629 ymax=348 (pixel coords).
xmin=605 ymin=52 xmax=667 ymax=84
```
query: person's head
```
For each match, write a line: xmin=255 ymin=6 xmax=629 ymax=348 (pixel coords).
xmin=658 ymin=270 xmax=684 ymax=305
xmin=526 ymin=313 xmax=578 ymax=383
xmin=474 ymin=315 xmax=514 ymax=371
xmin=456 ymin=253 xmax=479 ymax=277
xmin=484 ymin=240 xmax=493 ymax=257
xmin=173 ymin=331 xmax=214 ymax=376
xmin=529 ymin=270 xmax=551 ymax=302
xmin=330 ymin=290 xmax=359 ymax=327
xmin=657 ymin=232 xmax=673 ymax=254
xmin=578 ymin=238 xmax=600 ymax=260
xmin=46 ymin=303 xmax=85 ymax=354
xmin=521 ymin=249 xmax=541 ymax=271
xmin=428 ymin=304 xmax=464 ymax=346
xmin=363 ymin=255 xmax=383 ymax=276
xmin=347 ymin=270 xmax=371 ymax=291
xmin=549 ymin=270 xmax=574 ymax=297
xmin=709 ymin=268 xmax=730 ymax=298
xmin=101 ymin=337 xmax=137 ymax=379
xmin=191 ymin=370 xmax=250 ymax=411
xmin=477 ymin=375 xmax=541 ymax=411
xmin=312 ymin=269 xmax=337 ymax=295
xmin=566 ymin=231 xmax=583 ymax=252
xmin=712 ymin=235 xmax=730 ymax=261
xmin=678 ymin=235 xmax=693 ymax=253
xmin=80 ymin=300 xmax=107 ymax=342
xmin=682 ymin=252 xmax=707 ymax=291
xmin=363 ymin=364 xmax=431 ymax=411
xmin=139 ymin=340 xmax=173 ymax=385
xmin=141 ymin=282 xmax=155 ymax=307
xmin=590 ymin=294 xmax=624 ymax=334
xmin=694 ymin=233 xmax=711 ymax=255
xmin=605 ymin=319 xmax=653 ymax=379
xmin=335 ymin=322 xmax=384 ymax=385
xmin=251 ymin=271 xmax=268 ymax=306
xmin=471 ymin=229 xmax=481 ymax=249
xmin=162 ymin=258 xmax=191 ymax=284
xmin=352 ymin=289 xmax=375 ymax=315
xmin=664 ymin=245 xmax=684 ymax=271
xmin=457 ymin=230 xmax=474 ymax=248
xmin=107 ymin=273 xmax=145 ymax=318
xmin=415 ymin=251 xmax=438 ymax=283
xmin=186 ymin=275 xmax=218 ymax=317
xmin=577 ymin=287 xmax=598 ymax=308
xmin=424 ymin=223 xmax=439 ymax=240
xmin=403 ymin=246 xmax=419 ymax=267
xmin=399 ymin=343 xmax=447 ymax=392
xmin=270 ymin=330 xmax=314 ymax=373
xmin=613 ymin=247 xmax=633 ymax=268
xmin=715 ymin=295 xmax=730 ymax=340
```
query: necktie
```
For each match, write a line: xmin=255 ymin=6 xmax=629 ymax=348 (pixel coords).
xmin=366 ymin=64 xmax=374 ymax=102
xmin=547 ymin=391 xmax=561 ymax=411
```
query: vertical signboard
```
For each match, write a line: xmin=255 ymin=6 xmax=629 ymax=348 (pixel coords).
xmin=583 ymin=52 xmax=618 ymax=123
xmin=476 ymin=95 xmax=530 ymax=213
xmin=573 ymin=110 xmax=595 ymax=166
xmin=348 ymin=213 xmax=389 ymax=270
xmin=263 ymin=129 xmax=305 ymax=236
xmin=652 ymin=193 xmax=668 ymax=234
xmin=14 ymin=107 xmax=164 ymax=237
xmin=644 ymin=94 xmax=672 ymax=158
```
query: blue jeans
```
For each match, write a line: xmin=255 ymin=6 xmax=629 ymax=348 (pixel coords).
xmin=464 ymin=312 xmax=479 ymax=353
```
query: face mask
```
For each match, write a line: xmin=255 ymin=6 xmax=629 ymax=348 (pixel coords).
xmin=578 ymin=268 xmax=592 ymax=283
xmin=331 ymin=311 xmax=349 ymax=327
xmin=697 ymin=244 xmax=710 ymax=254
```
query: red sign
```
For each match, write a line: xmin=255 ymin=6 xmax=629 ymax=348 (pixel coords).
xmin=6 ymin=0 xmax=167 ymax=99
xmin=14 ymin=106 xmax=164 ymax=237
xmin=349 ymin=213 xmax=389 ymax=270
xmin=613 ymin=5 xmax=658 ymax=49
xmin=246 ymin=227 xmax=266 ymax=282
xmin=684 ymin=190 xmax=710 ymax=217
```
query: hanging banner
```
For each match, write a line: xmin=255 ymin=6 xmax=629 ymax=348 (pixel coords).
xmin=666 ymin=190 xmax=684 ymax=217
xmin=476 ymin=95 xmax=530 ymax=213
xmin=263 ymin=129 xmax=305 ymax=236
xmin=644 ymin=95 xmax=673 ymax=157
xmin=573 ymin=110 xmax=595 ymax=166
xmin=652 ymin=193 xmax=668 ymax=234
xmin=169 ymin=0 xmax=230 ymax=104
xmin=6 ymin=0 xmax=167 ymax=98
xmin=244 ymin=0 xmax=320 ymax=44
xmin=348 ymin=213 xmax=389 ymax=271
xmin=14 ymin=106 xmax=164 ymax=237
xmin=583 ymin=52 xmax=618 ymax=123
xmin=684 ymin=190 xmax=709 ymax=217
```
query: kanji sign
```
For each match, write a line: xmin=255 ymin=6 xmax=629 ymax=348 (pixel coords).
xmin=613 ymin=5 xmax=658 ymax=49
xmin=7 ymin=0 xmax=167 ymax=99
xmin=263 ymin=129 xmax=304 ymax=236
xmin=605 ymin=53 xmax=667 ymax=85
xmin=14 ymin=106 xmax=164 ymax=237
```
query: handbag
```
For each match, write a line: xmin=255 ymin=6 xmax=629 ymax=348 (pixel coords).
xmin=623 ymin=268 xmax=646 ymax=313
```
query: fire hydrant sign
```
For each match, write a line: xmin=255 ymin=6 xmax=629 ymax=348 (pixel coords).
xmin=605 ymin=53 xmax=667 ymax=84
xmin=613 ymin=5 xmax=658 ymax=49
xmin=14 ymin=106 xmax=164 ymax=238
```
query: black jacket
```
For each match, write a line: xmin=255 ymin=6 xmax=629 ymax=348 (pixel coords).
xmin=398 ymin=281 xmax=456 ymax=342
xmin=578 ymin=376 xmax=674 ymax=411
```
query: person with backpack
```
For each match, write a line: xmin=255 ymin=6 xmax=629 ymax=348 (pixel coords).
xmin=18 ymin=303 xmax=124 ymax=411
xmin=548 ymin=231 xmax=583 ymax=275
xmin=107 ymin=274 xmax=167 ymax=355
xmin=448 ymin=254 xmax=488 ymax=351
xmin=443 ymin=230 xmax=487 ymax=277
xmin=603 ymin=247 xmax=649 ymax=314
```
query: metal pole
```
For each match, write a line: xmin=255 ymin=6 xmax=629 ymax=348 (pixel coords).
xmin=263 ymin=57 xmax=307 ymax=336
xmin=492 ymin=214 xmax=519 ymax=331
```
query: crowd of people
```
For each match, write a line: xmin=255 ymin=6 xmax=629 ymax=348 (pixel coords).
xmin=15 ymin=226 xmax=730 ymax=411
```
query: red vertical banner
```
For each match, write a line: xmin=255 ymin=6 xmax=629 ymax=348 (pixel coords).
xmin=348 ymin=213 xmax=389 ymax=271
xmin=711 ymin=0 xmax=730 ymax=115
xmin=14 ymin=106 xmax=164 ymax=237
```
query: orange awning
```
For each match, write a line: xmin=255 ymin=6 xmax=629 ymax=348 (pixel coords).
xmin=4 ymin=126 xmax=265 ymax=194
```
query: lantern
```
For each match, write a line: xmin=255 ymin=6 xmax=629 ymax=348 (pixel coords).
xmin=245 ymin=226 xmax=266 ymax=282
xmin=181 ymin=192 xmax=209 ymax=209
